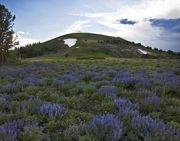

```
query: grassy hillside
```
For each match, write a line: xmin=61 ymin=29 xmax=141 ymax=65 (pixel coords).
xmin=18 ymin=33 xmax=180 ymax=59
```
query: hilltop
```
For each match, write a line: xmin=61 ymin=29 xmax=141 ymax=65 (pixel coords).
xmin=18 ymin=33 xmax=179 ymax=59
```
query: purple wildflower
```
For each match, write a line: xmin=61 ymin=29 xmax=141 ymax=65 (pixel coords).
xmin=0 ymin=97 xmax=8 ymax=105
xmin=114 ymin=98 xmax=139 ymax=116
xmin=98 ymin=85 xmax=118 ymax=98
xmin=136 ymin=89 xmax=156 ymax=96
xmin=40 ymin=103 xmax=66 ymax=119
xmin=61 ymin=74 xmax=79 ymax=82
xmin=140 ymin=95 xmax=160 ymax=106
xmin=2 ymin=84 xmax=17 ymax=93
xmin=86 ymin=114 xmax=124 ymax=141
xmin=81 ymin=71 xmax=101 ymax=81
xmin=0 ymin=119 xmax=39 ymax=141
xmin=131 ymin=115 xmax=176 ymax=140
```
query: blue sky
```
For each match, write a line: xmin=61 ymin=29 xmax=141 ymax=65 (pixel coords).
xmin=0 ymin=0 xmax=180 ymax=52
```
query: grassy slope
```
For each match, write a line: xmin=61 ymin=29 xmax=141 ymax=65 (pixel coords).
xmin=29 ymin=33 xmax=179 ymax=59
xmin=23 ymin=57 xmax=180 ymax=71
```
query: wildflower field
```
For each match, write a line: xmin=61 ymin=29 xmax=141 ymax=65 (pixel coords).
xmin=0 ymin=58 xmax=180 ymax=141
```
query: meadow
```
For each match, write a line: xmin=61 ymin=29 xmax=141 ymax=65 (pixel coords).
xmin=0 ymin=58 xmax=180 ymax=141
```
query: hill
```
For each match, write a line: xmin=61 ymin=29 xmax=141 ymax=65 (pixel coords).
xmin=18 ymin=33 xmax=180 ymax=59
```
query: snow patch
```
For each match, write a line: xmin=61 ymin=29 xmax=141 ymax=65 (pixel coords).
xmin=138 ymin=49 xmax=147 ymax=55
xmin=64 ymin=38 xmax=77 ymax=47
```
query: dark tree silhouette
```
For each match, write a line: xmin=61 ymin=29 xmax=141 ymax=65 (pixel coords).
xmin=0 ymin=4 xmax=18 ymax=64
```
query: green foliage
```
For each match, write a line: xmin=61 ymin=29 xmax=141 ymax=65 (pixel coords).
xmin=20 ymin=127 xmax=50 ymax=141
xmin=79 ymin=135 xmax=100 ymax=141
xmin=41 ymin=92 xmax=60 ymax=103
xmin=76 ymin=57 xmax=106 ymax=60
xmin=0 ymin=4 xmax=17 ymax=64
xmin=168 ymin=121 xmax=180 ymax=130
xmin=24 ymin=86 xmax=41 ymax=96
xmin=64 ymin=125 xmax=80 ymax=141
xmin=100 ymin=100 xmax=115 ymax=113
xmin=140 ymin=103 xmax=157 ymax=114
xmin=0 ymin=114 xmax=14 ymax=124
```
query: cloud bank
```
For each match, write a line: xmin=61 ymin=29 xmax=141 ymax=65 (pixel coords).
xmin=65 ymin=0 xmax=180 ymax=51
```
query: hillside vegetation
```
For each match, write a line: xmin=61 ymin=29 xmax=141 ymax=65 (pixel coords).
xmin=17 ymin=33 xmax=180 ymax=59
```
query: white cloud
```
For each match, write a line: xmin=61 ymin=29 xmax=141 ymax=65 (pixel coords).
xmin=63 ymin=20 xmax=91 ymax=34
xmin=14 ymin=33 xmax=38 ymax=47
xmin=17 ymin=31 xmax=29 ymax=35
xmin=70 ymin=0 xmax=180 ymax=51
xmin=76 ymin=0 xmax=180 ymax=20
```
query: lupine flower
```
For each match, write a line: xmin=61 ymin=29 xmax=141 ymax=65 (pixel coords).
xmin=86 ymin=114 xmax=124 ymax=141
xmin=81 ymin=71 xmax=101 ymax=81
xmin=27 ymin=96 xmax=44 ymax=113
xmin=53 ymin=79 xmax=64 ymax=88
xmin=40 ymin=103 xmax=66 ymax=119
xmin=131 ymin=115 xmax=176 ymax=141
xmin=0 ymin=119 xmax=39 ymax=141
xmin=22 ymin=77 xmax=45 ymax=87
xmin=136 ymin=89 xmax=155 ymax=96
xmin=105 ymin=70 xmax=117 ymax=78
xmin=2 ymin=84 xmax=17 ymax=93
xmin=16 ymin=102 xmax=30 ymax=113
xmin=114 ymin=98 xmax=177 ymax=140
xmin=0 ymin=97 xmax=8 ymax=105
xmin=140 ymin=95 xmax=160 ymax=106
xmin=113 ymin=72 xmax=140 ymax=89
xmin=98 ymin=85 xmax=118 ymax=98
xmin=136 ymin=77 xmax=151 ymax=88
xmin=133 ymin=68 xmax=150 ymax=75
xmin=157 ymin=68 xmax=177 ymax=73
xmin=114 ymin=98 xmax=139 ymax=116
xmin=61 ymin=74 xmax=79 ymax=82
xmin=152 ymin=72 xmax=180 ymax=87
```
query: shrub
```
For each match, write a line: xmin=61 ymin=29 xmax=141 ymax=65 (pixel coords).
xmin=114 ymin=98 xmax=139 ymax=117
xmin=0 ymin=119 xmax=39 ymax=141
xmin=131 ymin=115 xmax=176 ymax=141
xmin=140 ymin=95 xmax=161 ymax=105
xmin=40 ymin=103 xmax=66 ymax=119
xmin=140 ymin=95 xmax=160 ymax=113
xmin=98 ymin=85 xmax=118 ymax=99
xmin=20 ymin=126 xmax=50 ymax=141
xmin=86 ymin=114 xmax=124 ymax=141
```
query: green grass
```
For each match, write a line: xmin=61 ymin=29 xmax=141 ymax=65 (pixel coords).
xmin=22 ymin=57 xmax=180 ymax=70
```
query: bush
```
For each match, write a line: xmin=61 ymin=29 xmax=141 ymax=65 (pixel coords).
xmin=40 ymin=102 xmax=66 ymax=119
xmin=98 ymin=85 xmax=118 ymax=99
xmin=86 ymin=114 xmax=124 ymax=141
xmin=20 ymin=126 xmax=50 ymax=141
